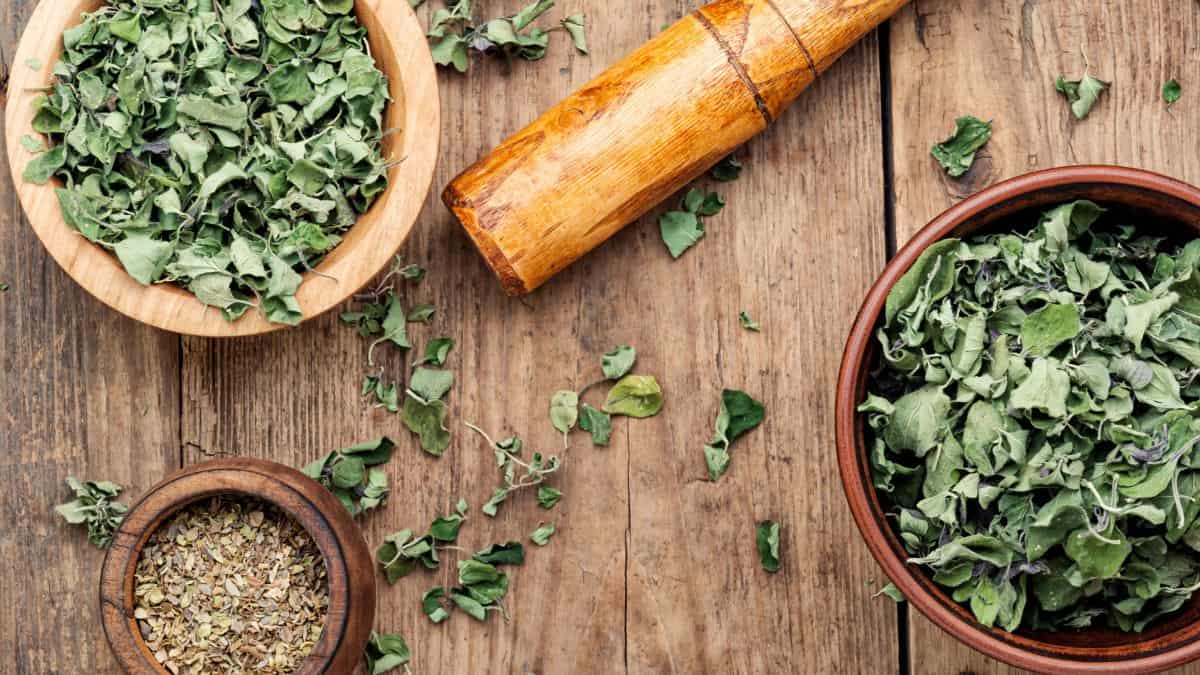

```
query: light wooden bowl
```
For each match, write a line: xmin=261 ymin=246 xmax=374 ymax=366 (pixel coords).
xmin=99 ymin=458 xmax=376 ymax=674
xmin=4 ymin=0 xmax=439 ymax=337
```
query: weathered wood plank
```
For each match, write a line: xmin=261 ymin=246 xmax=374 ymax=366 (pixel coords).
xmin=611 ymin=4 xmax=897 ymax=673
xmin=889 ymin=1 xmax=1200 ymax=672
xmin=0 ymin=4 xmax=180 ymax=675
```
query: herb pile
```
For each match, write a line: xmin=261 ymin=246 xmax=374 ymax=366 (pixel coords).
xmin=133 ymin=496 xmax=329 ymax=674
xmin=426 ymin=0 xmax=587 ymax=73
xmin=863 ymin=200 xmax=1200 ymax=632
xmin=23 ymin=0 xmax=391 ymax=324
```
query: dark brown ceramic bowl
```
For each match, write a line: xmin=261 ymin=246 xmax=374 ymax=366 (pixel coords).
xmin=99 ymin=458 xmax=376 ymax=674
xmin=837 ymin=166 xmax=1200 ymax=674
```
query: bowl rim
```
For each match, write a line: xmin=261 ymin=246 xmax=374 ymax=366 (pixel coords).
xmin=836 ymin=165 xmax=1200 ymax=674
xmin=98 ymin=457 xmax=376 ymax=675
xmin=4 ymin=0 xmax=440 ymax=337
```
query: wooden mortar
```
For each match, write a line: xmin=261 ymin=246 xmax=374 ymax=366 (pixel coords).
xmin=444 ymin=0 xmax=910 ymax=295
xmin=99 ymin=458 xmax=376 ymax=674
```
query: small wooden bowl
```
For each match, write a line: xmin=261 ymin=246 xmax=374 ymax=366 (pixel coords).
xmin=99 ymin=458 xmax=376 ymax=674
xmin=837 ymin=166 xmax=1200 ymax=674
xmin=4 ymin=0 xmax=439 ymax=337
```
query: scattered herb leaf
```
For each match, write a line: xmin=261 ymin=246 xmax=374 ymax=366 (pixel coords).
xmin=739 ymin=311 xmax=761 ymax=332
xmin=531 ymin=522 xmax=556 ymax=546
xmin=537 ymin=486 xmax=563 ymax=509
xmin=757 ymin=520 xmax=781 ymax=573
xmin=603 ymin=375 xmax=664 ymax=418
xmin=601 ymin=345 xmax=637 ymax=379
xmin=578 ymin=403 xmax=612 ymax=446
xmin=705 ymin=389 xmax=765 ymax=481
xmin=1056 ymin=73 xmax=1110 ymax=119
xmin=415 ymin=338 xmax=454 ymax=367
xmin=365 ymin=632 xmax=411 ymax=675
xmin=709 ymin=154 xmax=743 ymax=182
xmin=428 ymin=0 xmax=587 ymax=73
xmin=930 ymin=116 xmax=993 ymax=177
xmin=1164 ymin=79 xmax=1182 ymax=106
xmin=301 ymin=438 xmax=395 ymax=515
xmin=549 ymin=390 xmax=579 ymax=447
xmin=407 ymin=304 xmax=436 ymax=323
xmin=659 ymin=189 xmax=724 ymax=258
xmin=468 ymin=425 xmax=561 ymax=517
xmin=874 ymin=582 xmax=905 ymax=603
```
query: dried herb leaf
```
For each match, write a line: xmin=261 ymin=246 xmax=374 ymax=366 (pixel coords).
xmin=415 ymin=338 xmax=454 ymax=367
xmin=710 ymin=154 xmax=743 ymax=182
xmin=1164 ymin=79 xmax=1182 ymax=106
xmin=706 ymin=389 xmax=765 ymax=480
xmin=740 ymin=311 xmax=761 ymax=332
xmin=1056 ymin=73 xmax=1110 ymax=119
xmin=578 ymin=403 xmax=612 ymax=446
xmin=757 ymin=520 xmax=781 ymax=572
xmin=302 ymin=438 xmax=395 ymax=515
xmin=603 ymin=375 xmax=664 ymax=418
xmin=531 ymin=522 xmax=556 ymax=546
xmin=365 ymin=632 xmax=411 ymax=674
xmin=537 ymin=486 xmax=563 ymax=509
xmin=602 ymin=345 xmax=636 ymax=379
xmin=930 ymin=116 xmax=992 ymax=177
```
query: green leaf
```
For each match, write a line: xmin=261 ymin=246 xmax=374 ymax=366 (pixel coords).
xmin=883 ymin=386 xmax=951 ymax=455
xmin=930 ymin=116 xmax=992 ymax=177
xmin=530 ymin=522 xmax=555 ymax=546
xmin=407 ymin=303 xmax=436 ymax=323
xmin=410 ymin=367 xmax=454 ymax=402
xmin=415 ymin=338 xmax=454 ymax=367
xmin=365 ymin=632 xmax=410 ymax=675
xmin=422 ymin=586 xmax=450 ymax=623
xmin=549 ymin=390 xmax=579 ymax=440
xmin=659 ymin=210 xmax=704 ymax=259
xmin=603 ymin=375 xmax=664 ymax=418
xmin=1056 ymin=73 xmax=1110 ymax=120
xmin=473 ymin=541 xmax=526 ymax=565
xmin=601 ymin=345 xmax=637 ymax=379
xmin=1164 ymin=79 xmax=1182 ymax=105
xmin=114 ymin=236 xmax=175 ymax=285
xmin=757 ymin=520 xmax=781 ymax=572
xmin=710 ymin=154 xmax=743 ymax=182
xmin=739 ymin=311 xmax=761 ymax=332
xmin=21 ymin=144 xmax=65 ymax=184
xmin=402 ymin=396 xmax=451 ymax=456
xmin=578 ymin=403 xmax=612 ymax=446
xmin=537 ymin=486 xmax=562 ymax=509
xmin=885 ymin=239 xmax=960 ymax=325
xmin=561 ymin=14 xmax=587 ymax=54
xmin=1020 ymin=303 xmax=1080 ymax=357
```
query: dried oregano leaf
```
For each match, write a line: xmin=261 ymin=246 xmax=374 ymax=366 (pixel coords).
xmin=28 ymin=0 xmax=391 ymax=325
xmin=863 ymin=200 xmax=1200 ymax=633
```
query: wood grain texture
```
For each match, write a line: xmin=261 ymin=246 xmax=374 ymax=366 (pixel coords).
xmin=179 ymin=0 xmax=896 ymax=673
xmin=444 ymin=0 xmax=908 ymax=296
xmin=888 ymin=1 xmax=1200 ymax=672
xmin=3 ymin=0 xmax=439 ymax=337
xmin=0 ymin=4 xmax=179 ymax=675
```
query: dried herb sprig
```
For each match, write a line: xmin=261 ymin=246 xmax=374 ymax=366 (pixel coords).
xmin=365 ymin=632 xmax=412 ymax=675
xmin=422 ymin=542 xmax=527 ymax=623
xmin=428 ymin=0 xmax=587 ymax=73
xmin=55 ymin=477 xmax=127 ymax=548
xmin=466 ymin=425 xmax=562 ymax=517
xmin=376 ymin=500 xmax=468 ymax=583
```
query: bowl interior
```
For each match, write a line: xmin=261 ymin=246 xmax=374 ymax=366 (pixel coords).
xmin=5 ymin=0 xmax=438 ymax=337
xmin=124 ymin=489 xmax=337 ymax=673
xmin=840 ymin=168 xmax=1200 ymax=671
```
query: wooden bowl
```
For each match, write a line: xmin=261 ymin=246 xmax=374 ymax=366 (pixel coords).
xmin=99 ymin=458 xmax=376 ymax=674
xmin=4 ymin=0 xmax=439 ymax=337
xmin=836 ymin=166 xmax=1200 ymax=674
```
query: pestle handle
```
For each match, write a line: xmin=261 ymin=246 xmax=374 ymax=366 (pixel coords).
xmin=444 ymin=0 xmax=910 ymax=295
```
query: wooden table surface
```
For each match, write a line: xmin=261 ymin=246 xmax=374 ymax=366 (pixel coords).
xmin=3 ymin=1 xmax=1200 ymax=673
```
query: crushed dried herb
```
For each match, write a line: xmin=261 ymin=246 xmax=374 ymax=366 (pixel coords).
xmin=134 ymin=496 xmax=329 ymax=674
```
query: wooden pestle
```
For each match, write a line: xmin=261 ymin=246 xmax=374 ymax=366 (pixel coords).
xmin=443 ymin=0 xmax=911 ymax=295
